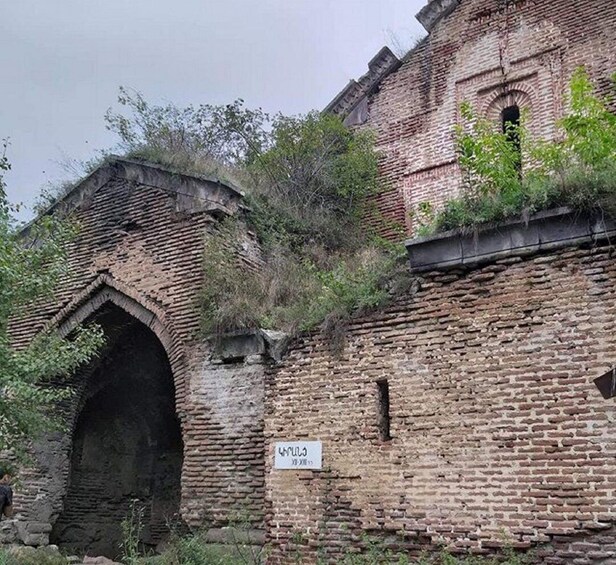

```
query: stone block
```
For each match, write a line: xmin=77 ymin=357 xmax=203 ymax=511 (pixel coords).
xmin=0 ymin=521 xmax=17 ymax=544
xmin=416 ymin=0 xmax=461 ymax=32
xmin=406 ymin=209 xmax=616 ymax=272
xmin=261 ymin=329 xmax=291 ymax=362
xmin=214 ymin=330 xmax=266 ymax=361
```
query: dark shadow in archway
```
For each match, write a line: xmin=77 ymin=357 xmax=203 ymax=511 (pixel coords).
xmin=51 ymin=304 xmax=184 ymax=559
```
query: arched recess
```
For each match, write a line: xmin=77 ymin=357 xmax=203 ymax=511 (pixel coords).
xmin=47 ymin=275 xmax=188 ymax=558
xmin=484 ymin=89 xmax=533 ymax=123
xmin=50 ymin=274 xmax=187 ymax=406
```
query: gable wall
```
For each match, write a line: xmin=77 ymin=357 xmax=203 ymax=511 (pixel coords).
xmin=5 ymin=170 xmax=267 ymax=547
xmin=362 ymin=0 xmax=616 ymax=236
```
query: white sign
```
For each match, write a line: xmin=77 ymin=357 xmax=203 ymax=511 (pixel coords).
xmin=274 ymin=441 xmax=322 ymax=470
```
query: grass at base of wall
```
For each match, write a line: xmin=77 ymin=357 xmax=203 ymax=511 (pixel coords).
xmin=0 ymin=548 xmax=70 ymax=565
xmin=0 ymin=540 xmax=536 ymax=565
xmin=129 ymin=539 xmax=534 ymax=565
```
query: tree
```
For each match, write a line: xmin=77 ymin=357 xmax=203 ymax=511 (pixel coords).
xmin=105 ymin=91 xmax=380 ymax=250
xmin=0 ymin=141 xmax=104 ymax=461
xmin=105 ymin=90 xmax=402 ymax=340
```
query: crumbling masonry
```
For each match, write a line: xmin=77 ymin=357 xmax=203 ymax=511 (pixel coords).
xmin=4 ymin=0 xmax=616 ymax=563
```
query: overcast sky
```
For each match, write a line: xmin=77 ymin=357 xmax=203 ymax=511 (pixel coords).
xmin=1 ymin=0 xmax=425 ymax=220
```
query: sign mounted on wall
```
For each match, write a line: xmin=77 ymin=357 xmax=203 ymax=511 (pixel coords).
xmin=274 ymin=441 xmax=322 ymax=470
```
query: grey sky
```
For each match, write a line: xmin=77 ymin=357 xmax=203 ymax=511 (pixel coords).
xmin=1 ymin=0 xmax=425 ymax=220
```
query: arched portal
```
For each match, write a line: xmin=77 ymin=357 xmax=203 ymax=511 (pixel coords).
xmin=50 ymin=303 xmax=184 ymax=558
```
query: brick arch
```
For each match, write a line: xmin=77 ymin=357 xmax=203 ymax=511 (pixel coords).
xmin=49 ymin=273 xmax=188 ymax=417
xmin=49 ymin=276 xmax=187 ymax=556
xmin=484 ymin=88 xmax=534 ymax=123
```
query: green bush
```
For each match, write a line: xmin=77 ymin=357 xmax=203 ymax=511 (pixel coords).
xmin=416 ymin=67 xmax=616 ymax=235
xmin=103 ymin=90 xmax=397 ymax=340
xmin=106 ymin=91 xmax=379 ymax=247
xmin=200 ymin=219 xmax=409 ymax=338
xmin=138 ymin=535 xmax=262 ymax=565
xmin=0 ymin=142 xmax=105 ymax=461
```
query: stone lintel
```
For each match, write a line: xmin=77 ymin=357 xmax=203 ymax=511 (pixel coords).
xmin=405 ymin=207 xmax=616 ymax=272
xmin=416 ymin=0 xmax=461 ymax=33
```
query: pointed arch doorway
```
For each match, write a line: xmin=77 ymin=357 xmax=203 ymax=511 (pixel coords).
xmin=50 ymin=292 xmax=185 ymax=559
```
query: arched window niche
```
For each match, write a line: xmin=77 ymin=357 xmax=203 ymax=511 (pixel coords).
xmin=486 ymin=90 xmax=532 ymax=174
xmin=501 ymin=104 xmax=522 ymax=171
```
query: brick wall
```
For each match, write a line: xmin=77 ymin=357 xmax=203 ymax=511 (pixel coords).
xmin=265 ymin=241 xmax=616 ymax=563
xmin=358 ymin=0 xmax=616 ymax=236
xmin=6 ymin=159 xmax=267 ymax=549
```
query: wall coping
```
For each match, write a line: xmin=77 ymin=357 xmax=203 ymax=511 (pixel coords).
xmin=416 ymin=0 xmax=461 ymax=32
xmin=323 ymin=46 xmax=401 ymax=119
xmin=20 ymin=156 xmax=244 ymax=237
xmin=405 ymin=207 xmax=616 ymax=272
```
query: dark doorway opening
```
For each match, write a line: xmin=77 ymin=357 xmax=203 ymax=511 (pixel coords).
xmin=501 ymin=104 xmax=522 ymax=172
xmin=51 ymin=305 xmax=184 ymax=559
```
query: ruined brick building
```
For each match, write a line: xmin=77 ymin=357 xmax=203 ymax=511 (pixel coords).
xmin=327 ymin=0 xmax=616 ymax=239
xmin=4 ymin=160 xmax=269 ymax=556
xmin=4 ymin=0 xmax=616 ymax=563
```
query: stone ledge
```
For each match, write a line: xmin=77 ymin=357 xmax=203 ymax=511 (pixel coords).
xmin=20 ymin=156 xmax=244 ymax=238
xmin=405 ymin=208 xmax=616 ymax=273
xmin=212 ymin=329 xmax=290 ymax=363
xmin=416 ymin=0 xmax=461 ymax=33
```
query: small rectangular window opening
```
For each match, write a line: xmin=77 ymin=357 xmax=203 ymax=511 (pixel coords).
xmin=377 ymin=380 xmax=391 ymax=442
xmin=501 ymin=105 xmax=522 ymax=173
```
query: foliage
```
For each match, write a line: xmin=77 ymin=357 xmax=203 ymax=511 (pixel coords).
xmin=456 ymin=101 xmax=524 ymax=200
xmin=121 ymin=507 xmax=265 ymax=565
xmin=0 ymin=548 xmax=69 ymax=565
xmin=106 ymin=90 xmax=379 ymax=250
xmin=339 ymin=535 xmax=412 ymax=565
xmin=121 ymin=500 xmax=147 ymax=565
xmin=115 ymin=520 xmax=534 ymax=565
xmin=200 ymin=218 xmax=410 ymax=338
xmin=0 ymin=141 xmax=104 ymax=461
xmin=250 ymin=111 xmax=379 ymax=247
xmin=0 ymin=544 xmax=533 ymax=565
xmin=200 ymin=220 xmax=264 ymax=335
xmin=416 ymin=68 xmax=616 ymax=234
xmin=104 ymin=88 xmax=398 ymax=339
xmin=105 ymin=89 xmax=268 ymax=170
xmin=138 ymin=534 xmax=262 ymax=565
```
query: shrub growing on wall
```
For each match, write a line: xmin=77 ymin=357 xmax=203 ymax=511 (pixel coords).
xmin=416 ymin=68 xmax=616 ymax=234
xmin=0 ymin=142 xmax=104 ymax=460
xmin=103 ymin=90 xmax=409 ymax=339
